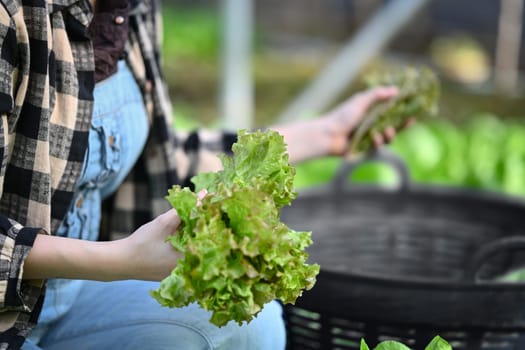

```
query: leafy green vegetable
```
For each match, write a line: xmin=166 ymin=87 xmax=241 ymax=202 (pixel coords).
xmin=350 ymin=66 xmax=440 ymax=154
xmin=151 ymin=129 xmax=320 ymax=326
xmin=425 ymin=336 xmax=453 ymax=350
xmin=373 ymin=341 xmax=412 ymax=350
xmin=361 ymin=339 xmax=371 ymax=350
xmin=360 ymin=336 xmax=452 ymax=350
xmin=388 ymin=116 xmax=525 ymax=198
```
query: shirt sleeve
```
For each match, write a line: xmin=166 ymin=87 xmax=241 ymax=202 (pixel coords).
xmin=0 ymin=2 xmax=46 ymax=314
xmin=0 ymin=218 xmax=43 ymax=312
xmin=172 ymin=129 xmax=238 ymax=188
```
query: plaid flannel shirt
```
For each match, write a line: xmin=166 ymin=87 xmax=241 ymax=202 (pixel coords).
xmin=0 ymin=0 xmax=236 ymax=347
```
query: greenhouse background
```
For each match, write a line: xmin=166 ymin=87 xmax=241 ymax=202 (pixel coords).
xmin=161 ymin=0 xmax=525 ymax=196
xmin=159 ymin=1 xmax=525 ymax=348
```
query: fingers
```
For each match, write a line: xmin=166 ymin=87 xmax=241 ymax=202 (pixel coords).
xmin=384 ymin=126 xmax=396 ymax=143
xmin=157 ymin=209 xmax=181 ymax=232
xmin=372 ymin=126 xmax=397 ymax=148
xmin=352 ymin=86 xmax=398 ymax=113
xmin=372 ymin=115 xmax=417 ymax=149
xmin=372 ymin=132 xmax=384 ymax=148
xmin=400 ymin=117 xmax=416 ymax=130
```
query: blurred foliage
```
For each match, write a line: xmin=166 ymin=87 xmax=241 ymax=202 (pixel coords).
xmin=160 ymin=5 xmax=525 ymax=126
xmin=161 ymin=5 xmax=220 ymax=125
xmin=161 ymin=4 xmax=323 ymax=127
xmin=295 ymin=115 xmax=525 ymax=199
xmin=162 ymin=5 xmax=220 ymax=61
xmin=160 ymin=4 xmax=525 ymax=200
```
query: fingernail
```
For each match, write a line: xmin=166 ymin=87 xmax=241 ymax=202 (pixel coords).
xmin=197 ymin=189 xmax=208 ymax=200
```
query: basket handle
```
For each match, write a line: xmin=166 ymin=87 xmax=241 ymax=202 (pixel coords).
xmin=332 ymin=147 xmax=412 ymax=192
xmin=464 ymin=236 xmax=525 ymax=282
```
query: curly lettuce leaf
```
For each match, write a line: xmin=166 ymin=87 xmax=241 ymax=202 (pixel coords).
xmin=425 ymin=336 xmax=453 ymax=350
xmin=360 ymin=336 xmax=452 ymax=350
xmin=192 ymin=129 xmax=297 ymax=208
xmin=151 ymin=129 xmax=319 ymax=327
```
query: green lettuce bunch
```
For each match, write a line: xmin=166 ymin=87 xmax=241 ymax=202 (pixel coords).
xmin=151 ymin=129 xmax=320 ymax=327
xmin=350 ymin=66 xmax=440 ymax=154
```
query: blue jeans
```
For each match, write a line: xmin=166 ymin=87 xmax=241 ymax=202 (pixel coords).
xmin=23 ymin=61 xmax=286 ymax=349
xmin=24 ymin=281 xmax=286 ymax=350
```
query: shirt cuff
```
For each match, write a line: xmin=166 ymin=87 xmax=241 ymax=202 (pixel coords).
xmin=0 ymin=218 xmax=46 ymax=312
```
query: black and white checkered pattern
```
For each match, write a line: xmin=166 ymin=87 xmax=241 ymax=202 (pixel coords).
xmin=0 ymin=0 xmax=237 ymax=347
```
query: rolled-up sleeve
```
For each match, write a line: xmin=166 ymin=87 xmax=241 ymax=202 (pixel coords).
xmin=0 ymin=218 xmax=43 ymax=312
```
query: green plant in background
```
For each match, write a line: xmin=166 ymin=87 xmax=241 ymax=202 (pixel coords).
xmin=162 ymin=6 xmax=220 ymax=61
xmin=360 ymin=335 xmax=452 ymax=350
xmin=159 ymin=5 xmax=525 ymax=200
xmin=390 ymin=114 xmax=525 ymax=197
xmin=295 ymin=114 xmax=525 ymax=198
xmin=161 ymin=4 xmax=223 ymax=125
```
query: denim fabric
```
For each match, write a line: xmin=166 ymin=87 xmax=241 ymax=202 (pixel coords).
xmin=27 ymin=281 xmax=285 ymax=350
xmin=24 ymin=61 xmax=286 ymax=349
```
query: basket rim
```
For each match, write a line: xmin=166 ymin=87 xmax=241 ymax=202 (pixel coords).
xmin=297 ymin=181 xmax=525 ymax=208
xmin=316 ymin=268 xmax=525 ymax=291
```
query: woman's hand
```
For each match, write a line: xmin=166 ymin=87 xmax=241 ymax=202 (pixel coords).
xmin=24 ymin=209 xmax=183 ymax=282
xmin=122 ymin=189 xmax=206 ymax=281
xmin=323 ymin=86 xmax=405 ymax=155
xmin=271 ymin=86 xmax=411 ymax=164
xmin=122 ymin=209 xmax=183 ymax=281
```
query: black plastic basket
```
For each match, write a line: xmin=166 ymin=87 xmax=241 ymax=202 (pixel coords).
xmin=280 ymin=150 xmax=525 ymax=350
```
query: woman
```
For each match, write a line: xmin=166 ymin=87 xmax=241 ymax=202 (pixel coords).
xmin=0 ymin=0 xmax=401 ymax=349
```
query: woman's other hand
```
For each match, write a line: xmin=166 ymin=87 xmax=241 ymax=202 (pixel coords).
xmin=323 ymin=86 xmax=415 ymax=155
xmin=271 ymin=86 xmax=413 ymax=164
